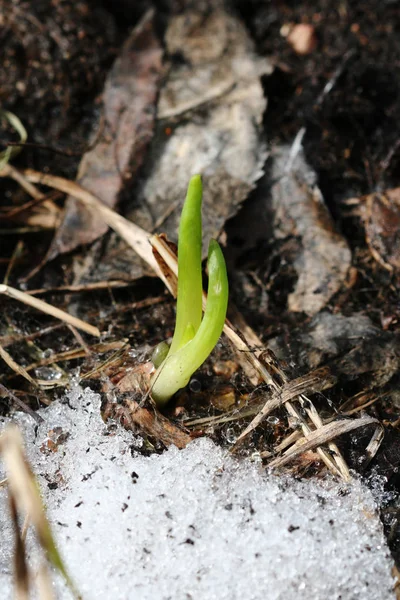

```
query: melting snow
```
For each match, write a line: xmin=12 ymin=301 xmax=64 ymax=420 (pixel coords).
xmin=0 ymin=384 xmax=395 ymax=599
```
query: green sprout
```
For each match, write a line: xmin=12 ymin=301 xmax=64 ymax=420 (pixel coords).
xmin=151 ymin=175 xmax=229 ymax=407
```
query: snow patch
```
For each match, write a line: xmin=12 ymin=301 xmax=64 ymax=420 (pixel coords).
xmin=0 ymin=384 xmax=395 ymax=599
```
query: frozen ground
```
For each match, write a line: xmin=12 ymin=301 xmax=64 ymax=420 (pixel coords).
xmin=0 ymin=384 xmax=395 ymax=600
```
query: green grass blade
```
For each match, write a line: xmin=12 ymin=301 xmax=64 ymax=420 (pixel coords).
xmin=169 ymin=174 xmax=203 ymax=354
xmin=152 ymin=240 xmax=228 ymax=406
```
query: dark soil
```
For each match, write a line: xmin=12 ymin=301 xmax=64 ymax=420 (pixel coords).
xmin=231 ymin=0 xmax=400 ymax=327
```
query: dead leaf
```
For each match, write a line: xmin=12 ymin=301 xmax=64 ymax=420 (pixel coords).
xmin=101 ymin=361 xmax=192 ymax=449
xmin=109 ymin=398 xmax=192 ymax=449
xmin=130 ymin=3 xmax=272 ymax=255
xmin=270 ymin=144 xmax=351 ymax=315
xmin=362 ymin=188 xmax=400 ymax=271
xmin=59 ymin=3 xmax=272 ymax=285
xmin=47 ymin=10 xmax=163 ymax=261
xmin=268 ymin=311 xmax=400 ymax=387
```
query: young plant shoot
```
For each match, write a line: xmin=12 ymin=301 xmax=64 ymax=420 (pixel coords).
xmin=151 ymin=175 xmax=228 ymax=407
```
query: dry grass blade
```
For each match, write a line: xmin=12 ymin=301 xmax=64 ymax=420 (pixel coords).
xmin=0 ymin=168 xmax=171 ymax=292
xmin=0 ymin=383 xmax=44 ymax=423
xmin=253 ymin=348 xmax=350 ymax=479
xmin=9 ymin=493 xmax=29 ymax=600
xmin=151 ymin=234 xmax=178 ymax=297
xmin=0 ymin=284 xmax=99 ymax=337
xmin=0 ymin=163 xmax=60 ymax=230
xmin=185 ymin=369 xmax=335 ymax=431
xmin=36 ymin=562 xmax=56 ymax=600
xmin=339 ymin=390 xmax=381 ymax=415
xmin=393 ymin=566 xmax=400 ymax=600
xmin=0 ymin=426 xmax=80 ymax=599
xmin=0 ymin=323 xmax=65 ymax=349
xmin=1 ymin=191 xmax=61 ymax=222
xmin=232 ymin=368 xmax=336 ymax=449
xmin=0 ymin=164 xmax=44 ymax=201
xmin=266 ymin=415 xmax=378 ymax=468
xmin=184 ymin=405 xmax=263 ymax=428
xmin=14 ymin=341 xmax=126 ymax=378
xmin=223 ymin=307 xmax=351 ymax=477
xmin=3 ymin=240 xmax=24 ymax=285
xmin=362 ymin=424 xmax=385 ymax=469
xmin=27 ymin=280 xmax=132 ymax=295
xmin=0 ymin=343 xmax=39 ymax=389
xmin=261 ymin=429 xmax=303 ymax=459
xmin=81 ymin=344 xmax=129 ymax=380
xmin=297 ymin=390 xmax=351 ymax=475
xmin=1 ymin=337 xmax=74 ymax=390
xmin=67 ymin=324 xmax=91 ymax=356
xmin=0 ymin=110 xmax=27 ymax=168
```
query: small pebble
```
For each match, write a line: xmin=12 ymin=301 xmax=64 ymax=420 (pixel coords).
xmin=285 ymin=23 xmax=317 ymax=55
